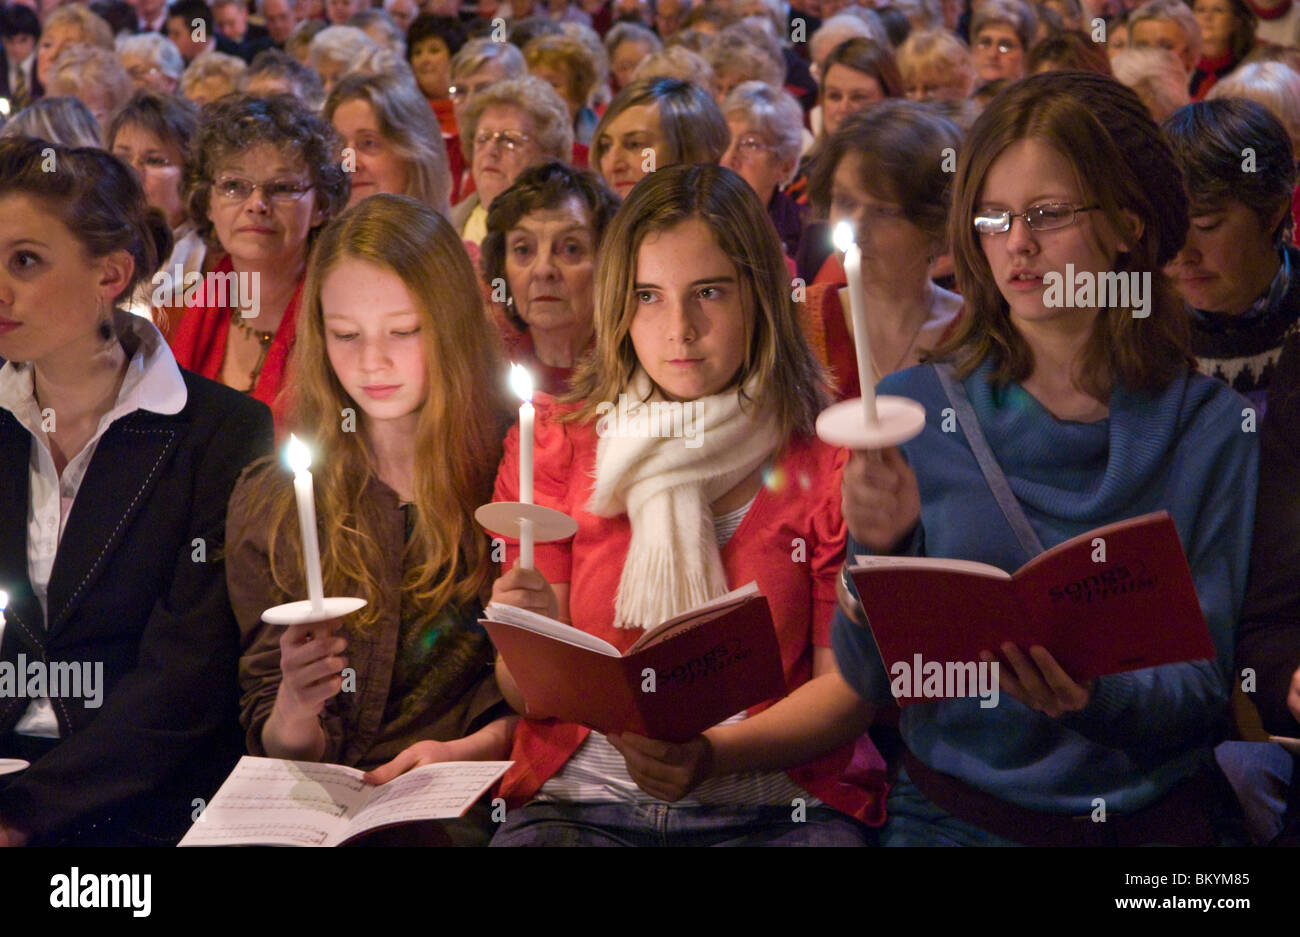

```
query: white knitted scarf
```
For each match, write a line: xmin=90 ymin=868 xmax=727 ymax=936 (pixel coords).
xmin=587 ymin=370 xmax=779 ymax=630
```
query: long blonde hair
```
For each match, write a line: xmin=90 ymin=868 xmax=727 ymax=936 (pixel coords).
xmin=237 ymin=194 xmax=510 ymax=632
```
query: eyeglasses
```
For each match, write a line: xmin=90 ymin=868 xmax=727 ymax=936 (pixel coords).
xmin=473 ymin=130 xmax=533 ymax=153
xmin=973 ymin=202 xmax=1100 ymax=235
xmin=213 ymin=176 xmax=315 ymax=203
xmin=974 ymin=36 xmax=1020 ymax=55
xmin=449 ymin=82 xmax=490 ymax=102
xmin=730 ymin=134 xmax=773 ymax=157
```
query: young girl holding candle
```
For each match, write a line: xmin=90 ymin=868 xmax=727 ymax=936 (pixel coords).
xmin=487 ymin=163 xmax=885 ymax=847
xmin=833 ymin=72 xmax=1257 ymax=845
xmin=224 ymin=195 xmax=516 ymax=841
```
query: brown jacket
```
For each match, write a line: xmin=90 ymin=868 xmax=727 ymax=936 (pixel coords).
xmin=225 ymin=459 xmax=507 ymax=770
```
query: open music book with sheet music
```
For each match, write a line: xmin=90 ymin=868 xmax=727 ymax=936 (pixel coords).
xmin=178 ymin=756 xmax=511 ymax=846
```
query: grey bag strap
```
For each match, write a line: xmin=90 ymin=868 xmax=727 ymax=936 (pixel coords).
xmin=933 ymin=362 xmax=1045 ymax=558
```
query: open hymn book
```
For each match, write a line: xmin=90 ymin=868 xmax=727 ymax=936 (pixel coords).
xmin=178 ymin=757 xmax=511 ymax=847
xmin=847 ymin=511 xmax=1218 ymax=704
xmin=483 ymin=581 xmax=787 ymax=742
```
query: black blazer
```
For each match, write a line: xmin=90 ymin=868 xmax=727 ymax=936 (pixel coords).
xmin=0 ymin=368 xmax=273 ymax=844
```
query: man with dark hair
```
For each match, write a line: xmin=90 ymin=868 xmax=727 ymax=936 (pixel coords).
xmin=0 ymin=4 xmax=39 ymax=110
xmin=261 ymin=0 xmax=299 ymax=45
xmin=1165 ymin=97 xmax=1300 ymax=846
xmin=164 ymin=0 xmax=239 ymax=61
xmin=1163 ymin=97 xmax=1300 ymax=410
xmin=212 ymin=0 xmax=275 ymax=60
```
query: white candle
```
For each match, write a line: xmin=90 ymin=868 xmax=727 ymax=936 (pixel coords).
xmin=286 ymin=435 xmax=325 ymax=613
xmin=834 ymin=221 xmax=878 ymax=426
xmin=509 ymin=365 xmax=536 ymax=568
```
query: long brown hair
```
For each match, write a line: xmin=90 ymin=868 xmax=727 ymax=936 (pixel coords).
xmin=565 ymin=163 xmax=830 ymax=447
xmin=235 ymin=194 xmax=511 ymax=632
xmin=936 ymin=70 xmax=1194 ymax=396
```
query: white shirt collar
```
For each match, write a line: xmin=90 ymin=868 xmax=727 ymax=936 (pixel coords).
xmin=0 ymin=312 xmax=188 ymax=438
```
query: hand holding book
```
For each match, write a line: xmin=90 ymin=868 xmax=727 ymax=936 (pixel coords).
xmin=980 ymin=643 xmax=1093 ymax=718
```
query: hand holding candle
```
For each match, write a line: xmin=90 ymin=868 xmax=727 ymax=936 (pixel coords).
xmin=286 ymin=435 xmax=325 ymax=614
xmin=509 ymin=364 xmax=536 ymax=568
xmin=833 ymin=221 xmax=878 ymax=427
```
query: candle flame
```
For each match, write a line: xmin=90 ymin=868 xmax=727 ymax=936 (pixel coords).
xmin=832 ymin=221 xmax=856 ymax=253
xmin=285 ymin=434 xmax=312 ymax=473
xmin=509 ymin=363 xmax=534 ymax=403
xmin=0 ymin=589 xmax=7 ymax=611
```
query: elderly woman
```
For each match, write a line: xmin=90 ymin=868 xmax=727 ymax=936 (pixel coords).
xmin=181 ymin=50 xmax=247 ymax=106
xmin=604 ymin=21 xmax=661 ymax=92
xmin=168 ymin=94 xmax=349 ymax=413
xmin=452 ymin=75 xmax=573 ymax=248
xmin=237 ymin=48 xmax=326 ymax=111
xmin=116 ymin=32 xmax=185 ymax=95
xmin=720 ymin=81 xmax=805 ymax=257
xmin=633 ymin=44 xmax=714 ymax=91
xmin=1128 ymin=0 xmax=1201 ymax=78
xmin=802 ymin=101 xmax=965 ymax=399
xmin=1190 ymin=0 xmax=1257 ymax=100
xmin=525 ymin=33 xmax=600 ymax=145
xmin=449 ymin=37 xmax=527 ymax=123
xmin=107 ymin=91 xmax=207 ymax=333
xmin=325 ymin=71 xmax=452 ymax=216
xmin=0 ymin=96 xmax=101 ymax=146
xmin=705 ymin=27 xmax=785 ymax=103
xmin=897 ymin=28 xmax=976 ymax=103
xmin=348 ymin=8 xmax=405 ymax=55
xmin=43 ymin=44 xmax=132 ymax=131
xmin=970 ymin=0 xmax=1036 ymax=85
xmin=34 ymin=4 xmax=114 ymax=95
xmin=1111 ymin=47 xmax=1191 ymax=123
xmin=480 ymin=161 xmax=619 ymax=395
xmin=307 ymin=24 xmax=376 ymax=94
xmin=1209 ymin=62 xmax=1300 ymax=157
xmin=591 ymin=76 xmax=729 ymax=201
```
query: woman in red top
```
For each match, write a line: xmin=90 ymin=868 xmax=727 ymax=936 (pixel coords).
xmin=488 ymin=164 xmax=885 ymax=846
xmin=168 ymin=95 xmax=349 ymax=415
xmin=802 ymin=101 xmax=966 ymax=400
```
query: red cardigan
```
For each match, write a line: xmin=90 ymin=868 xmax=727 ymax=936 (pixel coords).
xmin=492 ymin=395 xmax=888 ymax=823
xmin=167 ymin=254 xmax=304 ymax=419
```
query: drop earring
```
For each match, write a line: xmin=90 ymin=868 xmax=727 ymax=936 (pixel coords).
xmin=98 ymin=299 xmax=114 ymax=342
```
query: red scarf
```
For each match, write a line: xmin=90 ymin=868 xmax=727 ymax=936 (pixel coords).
xmin=167 ymin=254 xmax=304 ymax=413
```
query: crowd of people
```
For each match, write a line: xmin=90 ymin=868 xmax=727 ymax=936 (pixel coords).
xmin=0 ymin=0 xmax=1298 ymax=848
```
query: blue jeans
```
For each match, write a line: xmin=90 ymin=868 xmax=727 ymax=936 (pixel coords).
xmin=881 ymin=767 xmax=1019 ymax=847
xmin=489 ymin=801 xmax=876 ymax=846
xmin=1214 ymin=741 xmax=1293 ymax=846
xmin=881 ymin=764 xmax=1249 ymax=847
